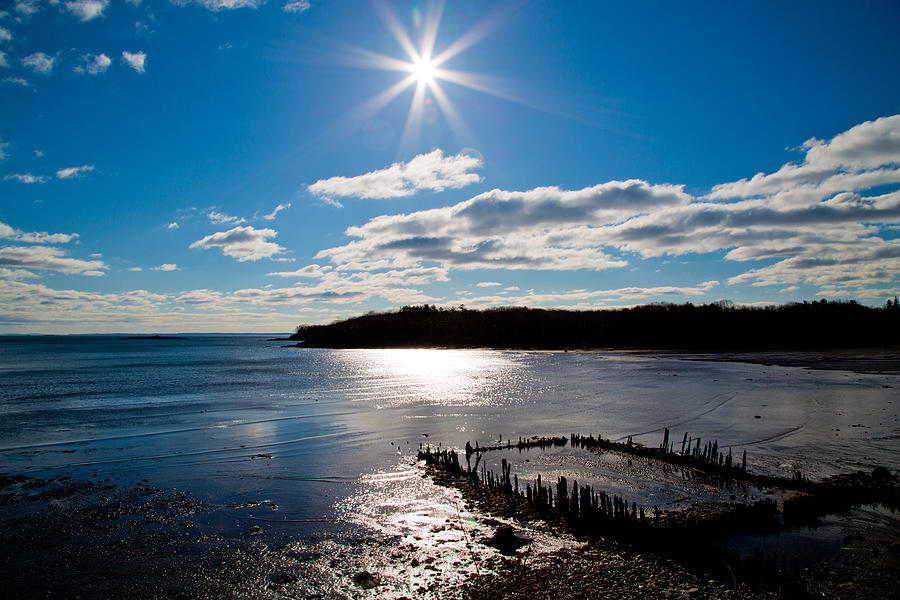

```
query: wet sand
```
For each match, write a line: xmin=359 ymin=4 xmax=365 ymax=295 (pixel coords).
xmin=660 ymin=348 xmax=900 ymax=374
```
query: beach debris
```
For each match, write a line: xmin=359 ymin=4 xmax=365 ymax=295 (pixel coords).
xmin=255 ymin=453 xmax=273 ymax=459
xmin=233 ymin=499 xmax=278 ymax=510
xmin=352 ymin=570 xmax=381 ymax=589
xmin=484 ymin=524 xmax=530 ymax=555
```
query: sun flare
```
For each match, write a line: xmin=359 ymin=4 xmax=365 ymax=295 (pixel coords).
xmin=335 ymin=2 xmax=518 ymax=153
xmin=411 ymin=57 xmax=437 ymax=83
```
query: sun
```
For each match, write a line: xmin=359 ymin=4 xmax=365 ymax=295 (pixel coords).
xmin=410 ymin=57 xmax=437 ymax=84
xmin=334 ymin=2 xmax=518 ymax=153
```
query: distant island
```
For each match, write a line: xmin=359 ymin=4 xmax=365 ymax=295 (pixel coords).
xmin=290 ymin=299 xmax=900 ymax=350
xmin=119 ymin=335 xmax=188 ymax=340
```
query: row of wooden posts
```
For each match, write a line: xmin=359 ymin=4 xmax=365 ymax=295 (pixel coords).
xmin=417 ymin=429 xmax=896 ymax=594
xmin=416 ymin=441 xmax=806 ymax=592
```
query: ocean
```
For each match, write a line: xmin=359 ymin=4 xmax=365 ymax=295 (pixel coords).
xmin=1 ymin=335 xmax=898 ymax=596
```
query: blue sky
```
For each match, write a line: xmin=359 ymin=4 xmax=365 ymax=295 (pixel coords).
xmin=1 ymin=0 xmax=899 ymax=333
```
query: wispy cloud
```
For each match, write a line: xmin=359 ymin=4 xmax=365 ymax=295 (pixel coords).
xmin=74 ymin=53 xmax=111 ymax=75
xmin=121 ymin=51 xmax=146 ymax=74
xmin=151 ymin=263 xmax=179 ymax=271
xmin=13 ymin=1 xmax=43 ymax=19
xmin=282 ymin=1 xmax=311 ymax=13
xmin=166 ymin=221 xmax=179 ymax=230
xmin=0 ymin=50 xmax=8 ymax=68
xmin=266 ymin=264 xmax=332 ymax=278
xmin=4 ymin=173 xmax=47 ymax=183
xmin=23 ymin=52 xmax=56 ymax=75
xmin=0 ymin=268 xmax=39 ymax=280
xmin=63 ymin=0 xmax=109 ymax=22
xmin=3 ymin=76 xmax=29 ymax=87
xmin=185 ymin=0 xmax=264 ymax=11
xmin=208 ymin=210 xmax=246 ymax=225
xmin=459 ymin=281 xmax=721 ymax=310
xmin=56 ymin=164 xmax=95 ymax=179
xmin=0 ymin=27 xmax=12 ymax=43
xmin=1 ymin=220 xmax=79 ymax=245
xmin=262 ymin=202 xmax=291 ymax=220
xmin=0 ymin=245 xmax=106 ymax=275
xmin=307 ymin=149 xmax=484 ymax=203
xmin=190 ymin=225 xmax=286 ymax=262
xmin=0 ymin=140 xmax=9 ymax=161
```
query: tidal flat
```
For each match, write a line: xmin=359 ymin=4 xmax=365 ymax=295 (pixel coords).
xmin=0 ymin=336 xmax=897 ymax=598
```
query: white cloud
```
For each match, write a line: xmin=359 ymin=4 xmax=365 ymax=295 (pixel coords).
xmin=23 ymin=52 xmax=56 ymax=75
xmin=74 ymin=53 xmax=111 ymax=75
xmin=476 ymin=281 xmax=502 ymax=287
xmin=282 ymin=1 xmax=310 ymax=13
xmin=317 ymin=179 xmax=686 ymax=272
xmin=0 ymin=50 xmax=8 ymax=68
xmin=4 ymin=173 xmax=47 ymax=183
xmin=267 ymin=264 xmax=332 ymax=278
xmin=0 ymin=28 xmax=12 ymax=43
xmin=187 ymin=0 xmax=263 ymax=10
xmin=4 ymin=76 xmax=29 ymax=87
xmin=13 ymin=1 xmax=42 ymax=18
xmin=208 ymin=210 xmax=246 ymax=225
xmin=305 ymin=114 xmax=900 ymax=302
xmin=459 ymin=281 xmax=721 ymax=310
xmin=0 ymin=267 xmax=39 ymax=279
xmin=307 ymin=149 xmax=484 ymax=202
xmin=121 ymin=51 xmax=146 ymax=73
xmin=63 ymin=0 xmax=109 ymax=21
xmin=152 ymin=263 xmax=178 ymax=271
xmin=0 ymin=245 xmax=106 ymax=274
xmin=1 ymin=220 xmax=79 ymax=245
xmin=710 ymin=114 xmax=900 ymax=201
xmin=190 ymin=225 xmax=286 ymax=262
xmin=262 ymin=202 xmax=291 ymax=220
xmin=0 ymin=140 xmax=9 ymax=161
xmin=56 ymin=164 xmax=95 ymax=179
xmin=166 ymin=221 xmax=179 ymax=230
xmin=34 ymin=150 xmax=43 ymax=157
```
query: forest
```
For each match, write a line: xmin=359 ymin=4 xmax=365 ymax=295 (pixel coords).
xmin=291 ymin=299 xmax=900 ymax=350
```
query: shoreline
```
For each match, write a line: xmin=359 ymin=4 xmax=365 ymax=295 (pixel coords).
xmin=287 ymin=344 xmax=900 ymax=375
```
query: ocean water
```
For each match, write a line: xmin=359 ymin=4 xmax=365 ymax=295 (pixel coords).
xmin=1 ymin=335 xmax=898 ymax=588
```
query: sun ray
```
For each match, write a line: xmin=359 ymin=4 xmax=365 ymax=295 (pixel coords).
xmin=428 ymin=81 xmax=479 ymax=148
xmin=335 ymin=42 xmax=419 ymax=73
xmin=374 ymin=0 xmax=422 ymax=63
xmin=431 ymin=1 xmax=524 ymax=68
xmin=418 ymin=0 xmax=445 ymax=64
xmin=398 ymin=79 xmax=429 ymax=155
xmin=432 ymin=68 xmax=526 ymax=106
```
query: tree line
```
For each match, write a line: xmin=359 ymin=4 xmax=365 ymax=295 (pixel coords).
xmin=291 ymin=299 xmax=900 ymax=350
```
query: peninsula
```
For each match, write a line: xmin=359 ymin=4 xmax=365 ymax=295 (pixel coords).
xmin=290 ymin=299 xmax=900 ymax=351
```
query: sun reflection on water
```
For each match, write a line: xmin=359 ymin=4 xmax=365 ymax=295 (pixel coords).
xmin=346 ymin=349 xmax=519 ymax=408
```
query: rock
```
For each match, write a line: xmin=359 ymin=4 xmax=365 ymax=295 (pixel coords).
xmin=484 ymin=524 xmax=530 ymax=555
xmin=872 ymin=466 xmax=894 ymax=482
xmin=352 ymin=571 xmax=380 ymax=589
xmin=270 ymin=572 xmax=297 ymax=585
xmin=244 ymin=525 xmax=263 ymax=535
